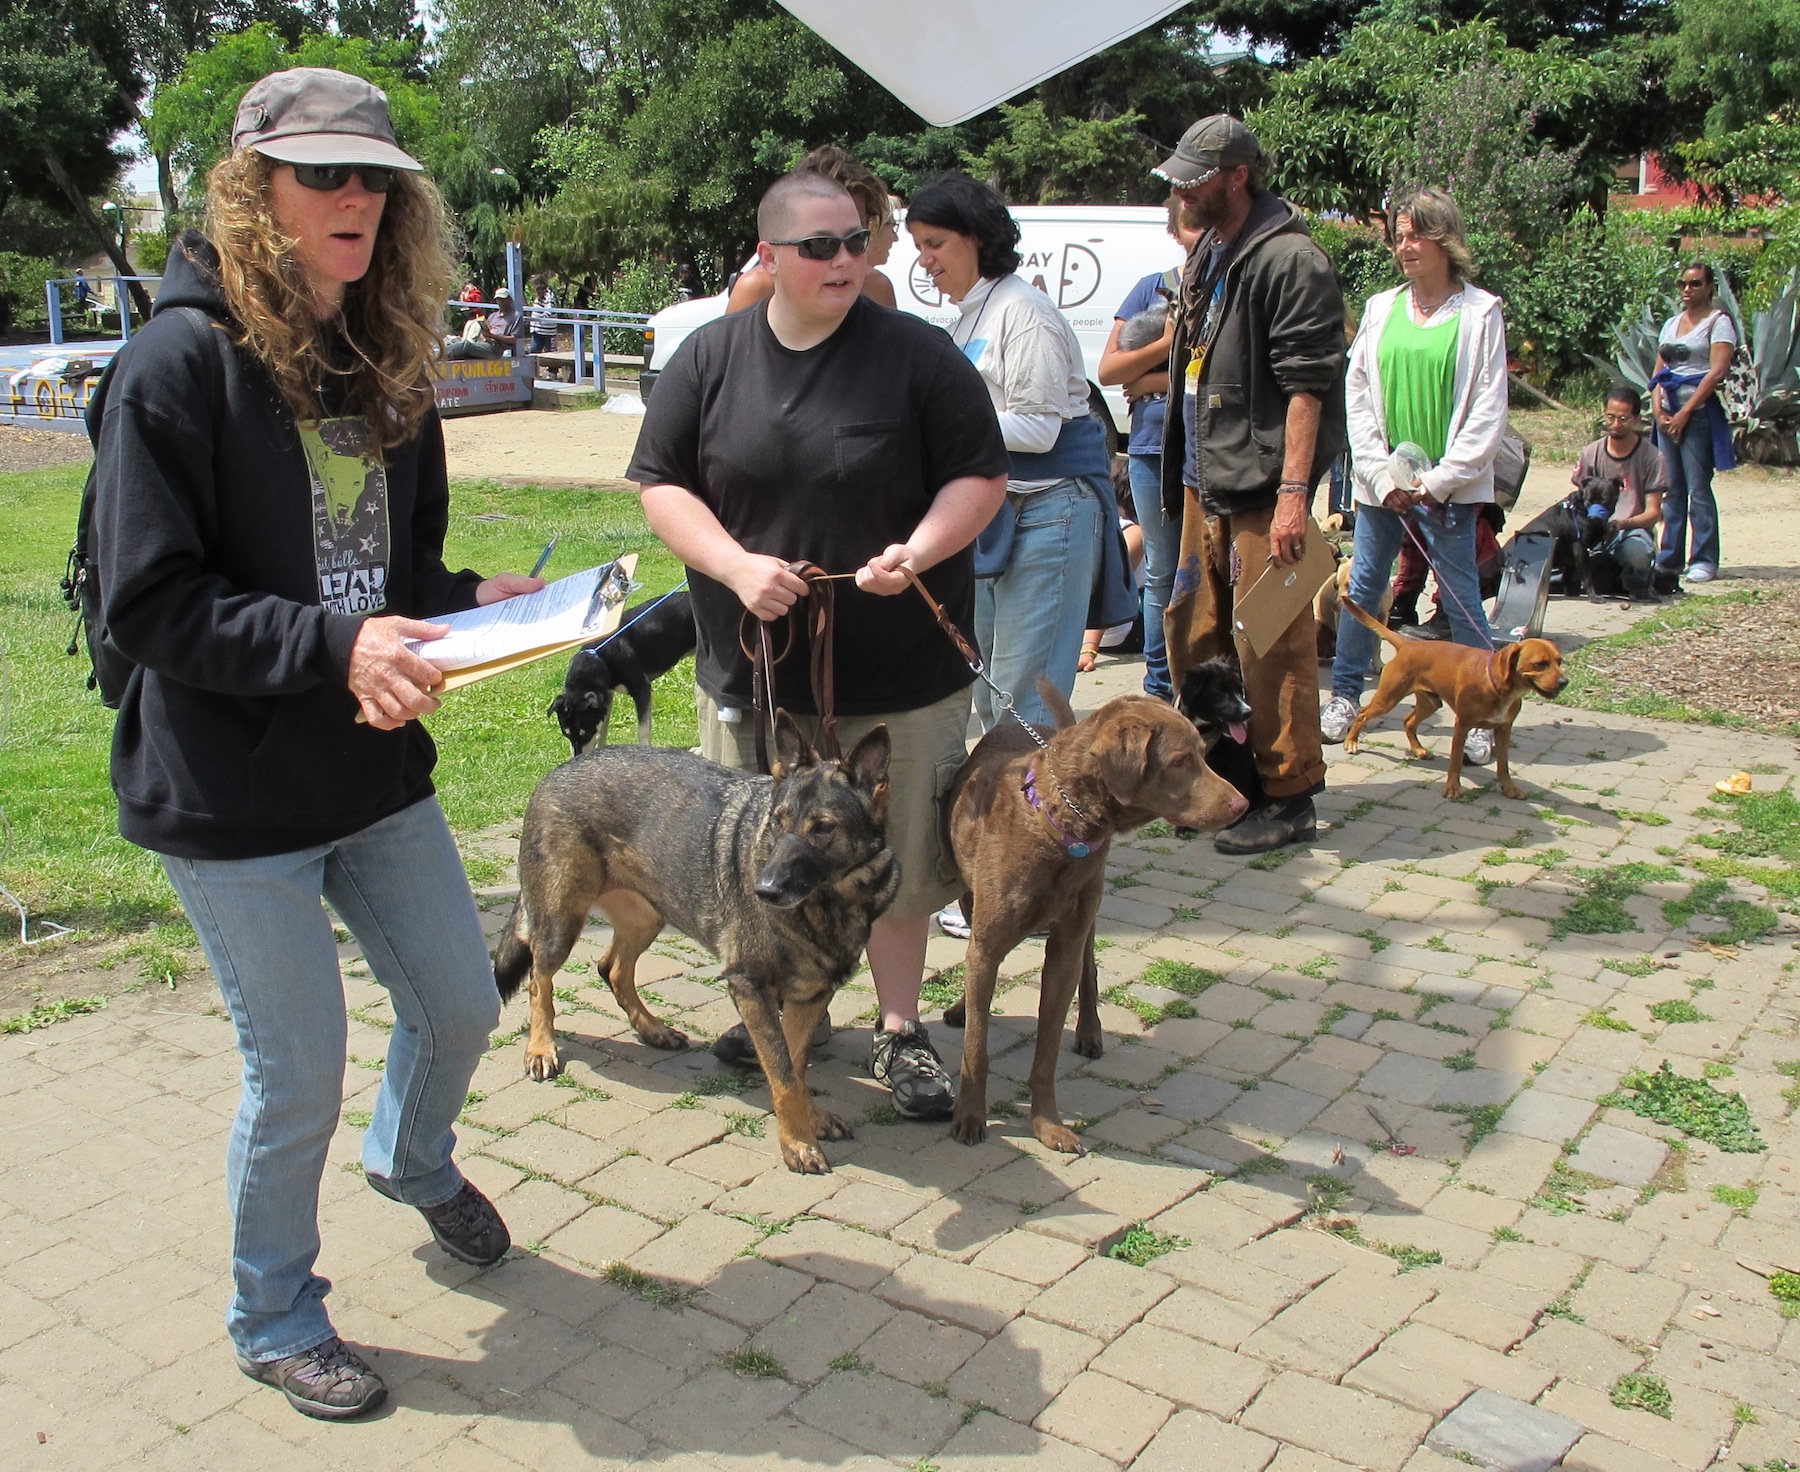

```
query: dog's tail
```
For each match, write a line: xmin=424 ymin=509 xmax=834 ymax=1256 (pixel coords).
xmin=493 ymin=899 xmax=531 ymax=1002
xmin=1035 ymin=676 xmax=1077 ymax=731
xmin=1341 ymin=597 xmax=1404 ymax=650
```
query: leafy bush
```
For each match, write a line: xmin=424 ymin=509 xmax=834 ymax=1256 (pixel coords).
xmin=1311 ymin=219 xmax=1395 ymax=323
xmin=0 ymin=253 xmax=63 ymax=334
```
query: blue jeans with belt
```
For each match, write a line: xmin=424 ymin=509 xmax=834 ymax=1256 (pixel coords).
xmin=161 ymin=796 xmax=500 ymax=1363
xmin=1333 ymin=501 xmax=1492 ymax=702
xmin=1657 ymin=380 xmax=1722 ymax=573
xmin=974 ymin=477 xmax=1104 ymax=731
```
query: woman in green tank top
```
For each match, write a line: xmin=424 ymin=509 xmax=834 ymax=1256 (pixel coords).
xmin=1323 ymin=187 xmax=1509 ymax=762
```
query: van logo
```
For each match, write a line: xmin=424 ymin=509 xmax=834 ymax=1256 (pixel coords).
xmin=908 ymin=242 xmax=1103 ymax=310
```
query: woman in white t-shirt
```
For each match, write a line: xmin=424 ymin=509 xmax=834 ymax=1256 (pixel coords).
xmin=904 ymin=173 xmax=1135 ymax=733
xmin=1651 ymin=262 xmax=1737 ymax=582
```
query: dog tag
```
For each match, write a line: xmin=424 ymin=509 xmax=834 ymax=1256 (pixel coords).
xmin=1068 ymin=841 xmax=1090 ymax=859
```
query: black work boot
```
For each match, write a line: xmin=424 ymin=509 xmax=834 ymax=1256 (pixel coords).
xmin=1214 ymin=796 xmax=1317 ymax=856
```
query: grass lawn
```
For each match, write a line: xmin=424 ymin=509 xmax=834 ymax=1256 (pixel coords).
xmin=0 ymin=466 xmax=690 ymax=939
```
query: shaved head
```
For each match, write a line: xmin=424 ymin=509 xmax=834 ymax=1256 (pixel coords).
xmin=757 ymin=172 xmax=856 ymax=242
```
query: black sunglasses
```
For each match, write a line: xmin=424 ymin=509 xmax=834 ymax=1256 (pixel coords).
xmin=290 ymin=163 xmax=395 ymax=194
xmin=767 ymin=229 xmax=872 ymax=261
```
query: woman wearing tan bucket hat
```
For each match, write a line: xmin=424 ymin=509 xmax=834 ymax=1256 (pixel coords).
xmin=91 ymin=67 xmax=544 ymax=1420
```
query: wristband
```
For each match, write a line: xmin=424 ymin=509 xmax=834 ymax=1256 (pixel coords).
xmin=1278 ymin=481 xmax=1309 ymax=495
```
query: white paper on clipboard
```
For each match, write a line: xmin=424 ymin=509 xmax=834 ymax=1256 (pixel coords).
xmin=408 ymin=563 xmax=627 ymax=672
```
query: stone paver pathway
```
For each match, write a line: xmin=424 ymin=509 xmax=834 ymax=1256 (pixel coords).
xmin=4 ymin=663 xmax=1798 ymax=1471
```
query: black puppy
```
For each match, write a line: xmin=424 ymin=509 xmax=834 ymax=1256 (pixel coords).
xmin=1177 ymin=656 xmax=1265 ymax=811
xmin=548 ymin=590 xmax=696 ymax=755
xmin=1532 ymin=476 xmax=1622 ymax=599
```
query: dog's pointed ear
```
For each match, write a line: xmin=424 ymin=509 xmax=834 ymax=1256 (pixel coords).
xmin=844 ymin=725 xmax=891 ymax=815
xmin=1095 ymin=714 xmax=1155 ymax=805
xmin=772 ymin=709 xmax=816 ymax=779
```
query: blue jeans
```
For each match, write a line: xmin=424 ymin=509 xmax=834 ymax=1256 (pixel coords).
xmin=161 ymin=796 xmax=500 ymax=1362
xmin=1128 ymin=454 xmax=1181 ymax=700
xmin=1608 ymin=526 xmax=1657 ymax=597
xmin=974 ymin=477 xmax=1104 ymax=730
xmin=1333 ymin=501 xmax=1492 ymax=702
xmin=1657 ymin=382 xmax=1721 ymax=572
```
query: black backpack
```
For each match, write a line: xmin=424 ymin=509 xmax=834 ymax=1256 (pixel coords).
xmin=60 ymin=307 xmax=222 ymax=708
xmin=60 ymin=357 xmax=132 ymax=707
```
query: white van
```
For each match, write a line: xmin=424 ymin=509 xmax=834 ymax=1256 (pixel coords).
xmin=638 ymin=205 xmax=1185 ymax=445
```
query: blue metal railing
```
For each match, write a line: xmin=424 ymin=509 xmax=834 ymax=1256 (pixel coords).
xmin=46 ymin=275 xmax=164 ymax=346
xmin=447 ymin=300 xmax=652 ymax=386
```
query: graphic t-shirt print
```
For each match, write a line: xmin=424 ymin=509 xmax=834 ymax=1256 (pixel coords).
xmin=300 ymin=418 xmax=390 ymax=614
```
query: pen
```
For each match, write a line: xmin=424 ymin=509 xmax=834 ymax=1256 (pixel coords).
xmin=530 ymin=535 xmax=558 ymax=579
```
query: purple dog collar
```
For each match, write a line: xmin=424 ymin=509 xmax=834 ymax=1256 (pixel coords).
xmin=1023 ymin=766 xmax=1091 ymax=859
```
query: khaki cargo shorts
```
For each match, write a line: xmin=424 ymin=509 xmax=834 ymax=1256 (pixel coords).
xmin=696 ymin=685 xmax=972 ymax=920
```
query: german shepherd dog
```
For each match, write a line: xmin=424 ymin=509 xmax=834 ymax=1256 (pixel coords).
xmin=547 ymin=590 xmax=697 ymax=755
xmin=494 ymin=714 xmax=898 ymax=1173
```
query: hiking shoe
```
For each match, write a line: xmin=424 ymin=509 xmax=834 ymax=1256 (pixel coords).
xmin=1320 ymin=694 xmax=1358 ymax=744
xmin=934 ymin=901 xmax=971 ymax=940
xmin=713 ymin=1013 xmax=832 ymax=1069
xmin=870 ymin=1021 xmax=956 ymax=1120
xmin=368 ymin=1176 xmax=510 ymax=1267
xmin=237 ymin=1336 xmax=386 ymax=1421
xmin=1214 ymin=797 xmax=1317 ymax=856
xmin=1461 ymin=727 xmax=1495 ymax=765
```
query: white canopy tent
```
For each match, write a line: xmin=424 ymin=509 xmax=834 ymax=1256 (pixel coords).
xmin=775 ymin=1 xmax=1193 ymax=126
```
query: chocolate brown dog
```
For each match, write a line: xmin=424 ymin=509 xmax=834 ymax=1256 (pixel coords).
xmin=1339 ymin=598 xmax=1568 ymax=799
xmin=944 ymin=688 xmax=1246 ymax=1153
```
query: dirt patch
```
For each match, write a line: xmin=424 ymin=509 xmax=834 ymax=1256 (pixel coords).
xmin=0 ymin=425 xmax=93 ymax=475
xmin=1567 ymin=582 xmax=1800 ymax=731
xmin=0 ymin=929 xmax=216 ymax=1025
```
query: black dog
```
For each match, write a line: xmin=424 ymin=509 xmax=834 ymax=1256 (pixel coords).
xmin=1177 ymin=655 xmax=1265 ymax=810
xmin=548 ymin=590 xmax=696 ymax=755
xmin=1529 ymin=476 xmax=1622 ymax=599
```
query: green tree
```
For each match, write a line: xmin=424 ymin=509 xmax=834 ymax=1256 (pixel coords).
xmin=0 ymin=0 xmax=151 ymax=314
xmin=1661 ymin=0 xmax=1800 ymax=134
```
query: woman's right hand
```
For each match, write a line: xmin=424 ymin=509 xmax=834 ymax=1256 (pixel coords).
xmin=728 ymin=552 xmax=809 ymax=621
xmin=348 ymin=616 xmax=451 ymax=730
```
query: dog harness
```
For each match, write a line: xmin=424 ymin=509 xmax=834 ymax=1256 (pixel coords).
xmin=1023 ymin=763 xmax=1094 ymax=859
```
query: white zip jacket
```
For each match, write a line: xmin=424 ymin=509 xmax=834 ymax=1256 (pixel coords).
xmin=1345 ymin=281 xmax=1508 ymax=505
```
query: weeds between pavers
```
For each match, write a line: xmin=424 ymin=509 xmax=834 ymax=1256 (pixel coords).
xmin=1322 ymin=1221 xmax=1442 ymax=1272
xmin=1 ymin=995 xmax=107 ymax=1034
xmin=1648 ymin=998 xmax=1710 ymax=1025
xmin=1712 ymin=1183 xmax=1759 ymax=1213
xmin=1604 ymin=1061 xmax=1767 ymax=1153
xmin=1552 ymin=863 xmax=1679 ymax=939
xmin=1611 ymin=1370 xmax=1672 ymax=1419
xmin=1139 ymin=958 xmax=1221 ymax=996
xmin=1769 ymin=1271 xmax=1800 ymax=1319
xmin=1109 ymin=1223 xmax=1191 ymax=1266
xmin=1662 ymin=875 xmax=1779 ymax=946
xmin=601 ymin=1261 xmax=696 ymax=1309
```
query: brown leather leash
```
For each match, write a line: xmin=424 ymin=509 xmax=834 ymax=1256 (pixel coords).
xmin=739 ymin=561 xmax=841 ymax=775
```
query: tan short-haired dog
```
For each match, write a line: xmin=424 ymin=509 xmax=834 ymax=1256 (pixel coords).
xmin=1339 ymin=598 xmax=1567 ymax=799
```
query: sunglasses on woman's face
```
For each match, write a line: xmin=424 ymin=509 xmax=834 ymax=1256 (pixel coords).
xmin=1679 ymin=277 xmax=1708 ymax=290
xmin=290 ymin=163 xmax=395 ymax=194
xmin=767 ymin=229 xmax=872 ymax=261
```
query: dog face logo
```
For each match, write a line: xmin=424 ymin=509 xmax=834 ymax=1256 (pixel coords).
xmin=301 ymin=418 xmax=390 ymax=615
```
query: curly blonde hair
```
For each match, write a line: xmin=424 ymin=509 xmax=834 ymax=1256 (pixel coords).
xmin=202 ymin=149 xmax=458 ymax=450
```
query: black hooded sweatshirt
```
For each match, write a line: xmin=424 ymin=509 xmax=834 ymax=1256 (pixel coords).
xmin=95 ymin=232 xmax=482 ymax=859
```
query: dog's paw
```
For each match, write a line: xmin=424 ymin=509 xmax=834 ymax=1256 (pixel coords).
xmin=812 ymin=1108 xmax=854 ymax=1142
xmin=1032 ymin=1118 xmax=1086 ymax=1155
xmin=1498 ymin=779 xmax=1525 ymax=799
xmin=1072 ymin=1023 xmax=1104 ymax=1059
xmin=1441 ymin=778 xmax=1463 ymax=799
xmin=523 ymin=1046 xmax=562 ymax=1082
xmin=637 ymin=1022 xmax=690 ymax=1051
xmin=780 ymin=1138 xmax=831 ymax=1175
xmin=942 ymin=996 xmax=966 ymax=1028
xmin=948 ymin=1107 xmax=988 ymax=1145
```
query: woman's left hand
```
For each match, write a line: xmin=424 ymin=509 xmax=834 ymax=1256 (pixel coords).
xmin=475 ymin=572 xmax=546 ymax=605
xmin=1664 ymin=411 xmax=1689 ymax=444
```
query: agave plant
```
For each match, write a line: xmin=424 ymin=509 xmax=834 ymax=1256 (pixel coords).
xmin=1592 ymin=264 xmax=1800 ymax=465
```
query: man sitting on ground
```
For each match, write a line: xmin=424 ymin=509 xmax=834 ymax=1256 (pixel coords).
xmin=1572 ymin=384 xmax=1666 ymax=600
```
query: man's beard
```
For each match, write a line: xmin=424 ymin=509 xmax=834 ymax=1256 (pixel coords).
xmin=1178 ymin=190 xmax=1221 ymax=234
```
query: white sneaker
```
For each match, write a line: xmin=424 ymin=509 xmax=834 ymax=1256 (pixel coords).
xmin=1685 ymin=564 xmax=1715 ymax=583
xmin=935 ymin=902 xmax=970 ymax=940
xmin=1462 ymin=727 xmax=1494 ymax=765
xmin=1320 ymin=694 xmax=1359 ymax=744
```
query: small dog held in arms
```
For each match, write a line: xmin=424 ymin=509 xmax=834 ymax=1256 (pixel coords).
xmin=941 ymin=685 xmax=1246 ymax=1153
xmin=547 ymin=590 xmax=696 ymax=755
xmin=494 ymin=715 xmax=896 ymax=1174
xmin=1338 ymin=598 xmax=1568 ymax=799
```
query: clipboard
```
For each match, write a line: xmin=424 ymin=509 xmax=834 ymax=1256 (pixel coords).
xmin=1231 ymin=525 xmax=1334 ymax=658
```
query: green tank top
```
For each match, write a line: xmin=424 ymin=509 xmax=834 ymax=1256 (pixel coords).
xmin=1377 ymin=293 xmax=1460 ymax=463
